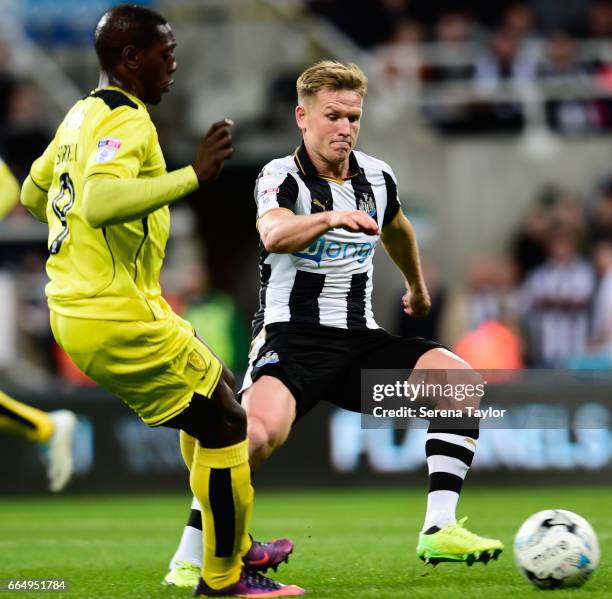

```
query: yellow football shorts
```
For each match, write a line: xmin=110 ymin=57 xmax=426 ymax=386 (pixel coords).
xmin=50 ymin=310 xmax=223 ymax=426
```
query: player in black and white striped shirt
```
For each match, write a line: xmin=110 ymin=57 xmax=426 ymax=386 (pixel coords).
xmin=249 ymin=142 xmax=398 ymax=333
xmin=165 ymin=60 xmax=503 ymax=585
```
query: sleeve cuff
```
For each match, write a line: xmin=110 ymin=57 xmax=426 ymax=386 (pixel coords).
xmin=182 ymin=165 xmax=200 ymax=192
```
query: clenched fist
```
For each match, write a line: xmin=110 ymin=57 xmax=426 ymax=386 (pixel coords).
xmin=327 ymin=210 xmax=379 ymax=235
xmin=193 ymin=119 xmax=234 ymax=184
xmin=402 ymin=287 xmax=431 ymax=317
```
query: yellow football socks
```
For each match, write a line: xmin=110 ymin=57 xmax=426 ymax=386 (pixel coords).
xmin=190 ymin=439 xmax=253 ymax=590
xmin=180 ymin=430 xmax=197 ymax=470
xmin=0 ymin=391 xmax=54 ymax=443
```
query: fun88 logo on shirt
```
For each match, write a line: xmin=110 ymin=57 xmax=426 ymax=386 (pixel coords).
xmin=293 ymin=235 xmax=375 ymax=266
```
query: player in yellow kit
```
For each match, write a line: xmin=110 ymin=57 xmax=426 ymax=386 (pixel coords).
xmin=0 ymin=390 xmax=75 ymax=492
xmin=0 ymin=157 xmax=20 ymax=218
xmin=20 ymin=4 xmax=302 ymax=597
xmin=0 ymin=156 xmax=76 ymax=492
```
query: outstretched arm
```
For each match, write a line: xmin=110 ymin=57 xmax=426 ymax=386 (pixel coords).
xmin=83 ymin=167 xmax=198 ymax=228
xmin=83 ymin=117 xmax=232 ymax=228
xmin=381 ymin=210 xmax=431 ymax=317
xmin=83 ymin=115 xmax=233 ymax=228
xmin=0 ymin=162 xmax=21 ymax=219
xmin=258 ymin=207 xmax=379 ymax=253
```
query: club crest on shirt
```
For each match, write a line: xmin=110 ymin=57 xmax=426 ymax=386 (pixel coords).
xmin=187 ymin=350 xmax=209 ymax=373
xmin=357 ymin=192 xmax=377 ymax=219
xmin=95 ymin=138 xmax=122 ymax=163
xmin=255 ymin=351 xmax=280 ymax=368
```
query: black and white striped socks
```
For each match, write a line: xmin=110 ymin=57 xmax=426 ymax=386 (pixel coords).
xmin=422 ymin=426 xmax=479 ymax=532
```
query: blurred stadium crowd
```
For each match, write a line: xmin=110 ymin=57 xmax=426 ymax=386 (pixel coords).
xmin=0 ymin=0 xmax=611 ymax=391
xmin=313 ymin=0 xmax=612 ymax=134
xmin=0 ymin=40 xmax=48 ymax=182
xmin=397 ymin=182 xmax=612 ymax=369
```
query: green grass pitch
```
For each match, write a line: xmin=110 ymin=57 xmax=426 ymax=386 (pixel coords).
xmin=0 ymin=487 xmax=610 ymax=598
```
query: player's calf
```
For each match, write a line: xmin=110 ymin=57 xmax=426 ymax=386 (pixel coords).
xmin=165 ymin=383 xmax=251 ymax=590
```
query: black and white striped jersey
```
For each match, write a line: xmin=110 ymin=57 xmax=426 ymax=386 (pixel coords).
xmin=252 ymin=142 xmax=401 ymax=334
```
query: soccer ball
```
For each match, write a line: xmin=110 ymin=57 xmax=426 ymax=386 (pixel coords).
xmin=514 ymin=509 xmax=599 ymax=589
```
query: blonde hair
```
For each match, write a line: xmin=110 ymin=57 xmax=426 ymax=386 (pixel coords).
xmin=296 ymin=60 xmax=368 ymax=104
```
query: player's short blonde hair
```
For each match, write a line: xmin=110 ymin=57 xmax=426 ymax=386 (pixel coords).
xmin=296 ymin=60 xmax=368 ymax=104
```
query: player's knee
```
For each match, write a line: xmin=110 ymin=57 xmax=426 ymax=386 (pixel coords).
xmin=247 ymin=416 xmax=270 ymax=455
xmin=248 ymin=414 xmax=285 ymax=461
xmin=215 ymin=380 xmax=247 ymax=439
xmin=221 ymin=366 xmax=236 ymax=392
xmin=454 ymin=365 xmax=485 ymax=410
xmin=228 ymin=402 xmax=247 ymax=439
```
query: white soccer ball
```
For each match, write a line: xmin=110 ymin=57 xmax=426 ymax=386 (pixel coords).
xmin=514 ymin=509 xmax=600 ymax=589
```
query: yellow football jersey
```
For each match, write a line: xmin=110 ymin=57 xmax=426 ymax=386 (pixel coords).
xmin=29 ymin=86 xmax=173 ymax=321
xmin=0 ymin=157 xmax=19 ymax=219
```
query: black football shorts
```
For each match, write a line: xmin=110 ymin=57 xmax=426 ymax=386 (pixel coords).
xmin=241 ymin=323 xmax=445 ymax=421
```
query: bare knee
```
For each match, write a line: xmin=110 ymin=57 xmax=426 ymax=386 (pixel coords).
xmin=242 ymin=376 xmax=295 ymax=468
xmin=415 ymin=347 xmax=472 ymax=370
xmin=247 ymin=414 xmax=286 ymax=468
xmin=415 ymin=348 xmax=483 ymax=410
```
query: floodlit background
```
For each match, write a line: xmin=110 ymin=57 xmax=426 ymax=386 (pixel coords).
xmin=0 ymin=0 xmax=610 ymax=492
